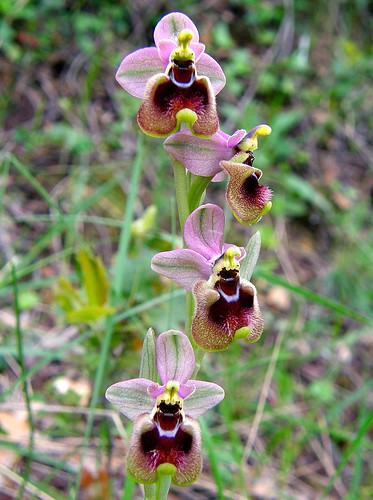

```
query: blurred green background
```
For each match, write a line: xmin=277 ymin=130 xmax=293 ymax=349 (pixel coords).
xmin=0 ymin=0 xmax=372 ymax=498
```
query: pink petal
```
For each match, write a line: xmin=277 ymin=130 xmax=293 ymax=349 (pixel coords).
xmin=183 ymin=380 xmax=225 ymax=418
xmin=221 ymin=243 xmax=246 ymax=261
xmin=147 ymin=383 xmax=165 ymax=399
xmin=196 ymin=53 xmax=226 ymax=94
xmin=154 ymin=12 xmax=199 ymax=45
xmin=156 ymin=330 xmax=195 ymax=385
xmin=178 ymin=383 xmax=196 ymax=399
xmin=227 ymin=129 xmax=247 ymax=148
xmin=190 ymin=42 xmax=205 ymax=62
xmin=216 ymin=128 xmax=231 ymax=142
xmin=164 ymin=130 xmax=230 ymax=177
xmin=148 ymin=382 xmax=195 ymax=400
xmin=184 ymin=204 xmax=225 ymax=261
xmin=105 ymin=378 xmax=154 ymax=421
xmin=212 ymin=170 xmax=228 ymax=182
xmin=157 ymin=39 xmax=177 ymax=65
xmin=116 ymin=47 xmax=164 ymax=98
xmin=151 ymin=248 xmax=211 ymax=290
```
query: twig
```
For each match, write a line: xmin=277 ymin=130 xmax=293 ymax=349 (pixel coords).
xmin=0 ymin=464 xmax=55 ymax=500
xmin=0 ymin=401 xmax=128 ymax=443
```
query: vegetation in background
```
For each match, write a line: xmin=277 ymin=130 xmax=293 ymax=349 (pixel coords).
xmin=0 ymin=0 xmax=372 ymax=498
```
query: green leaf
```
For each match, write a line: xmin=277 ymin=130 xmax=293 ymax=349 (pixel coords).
xmin=200 ymin=417 xmax=224 ymax=499
xmin=240 ymin=231 xmax=261 ymax=281
xmin=55 ymin=277 xmax=83 ymax=312
xmin=131 ymin=205 xmax=157 ymax=238
xmin=67 ymin=305 xmax=115 ymax=323
xmin=76 ymin=249 xmax=109 ymax=306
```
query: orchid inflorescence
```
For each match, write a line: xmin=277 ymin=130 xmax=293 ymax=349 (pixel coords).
xmin=107 ymin=12 xmax=273 ymax=496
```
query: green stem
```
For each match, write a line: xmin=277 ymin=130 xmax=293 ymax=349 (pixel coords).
xmin=188 ymin=175 xmax=213 ymax=213
xmin=173 ymin=162 xmax=213 ymax=363
xmin=121 ymin=474 xmax=136 ymax=499
xmin=191 ymin=346 xmax=206 ymax=379
xmin=155 ymin=475 xmax=172 ymax=500
xmin=144 ymin=484 xmax=156 ymax=500
xmin=172 ymin=159 xmax=190 ymax=231
xmin=172 ymin=159 xmax=194 ymax=348
xmin=184 ymin=291 xmax=194 ymax=338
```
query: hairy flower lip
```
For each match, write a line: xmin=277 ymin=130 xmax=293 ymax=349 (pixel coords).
xmin=191 ymin=276 xmax=264 ymax=351
xmin=137 ymin=73 xmax=218 ymax=138
xmin=220 ymin=159 xmax=272 ymax=226
xmin=127 ymin=412 xmax=202 ymax=486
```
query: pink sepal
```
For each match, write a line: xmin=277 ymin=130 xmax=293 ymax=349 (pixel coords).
xmin=156 ymin=331 xmax=195 ymax=385
xmin=116 ymin=47 xmax=163 ymax=98
xmin=154 ymin=12 xmax=199 ymax=45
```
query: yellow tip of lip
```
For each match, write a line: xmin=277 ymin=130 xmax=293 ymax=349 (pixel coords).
xmin=238 ymin=124 xmax=272 ymax=152
xmin=254 ymin=124 xmax=272 ymax=137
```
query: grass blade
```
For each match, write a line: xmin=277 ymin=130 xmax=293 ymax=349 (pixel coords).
xmin=322 ymin=408 xmax=373 ymax=498
xmin=200 ymin=417 xmax=224 ymax=500
xmin=256 ymin=269 xmax=373 ymax=325
xmin=11 ymin=264 xmax=35 ymax=498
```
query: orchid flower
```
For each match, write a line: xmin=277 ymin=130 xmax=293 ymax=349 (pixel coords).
xmin=116 ymin=12 xmax=226 ymax=138
xmin=151 ymin=203 xmax=245 ymax=290
xmin=106 ymin=329 xmax=224 ymax=485
xmin=151 ymin=204 xmax=264 ymax=351
xmin=164 ymin=124 xmax=273 ymax=224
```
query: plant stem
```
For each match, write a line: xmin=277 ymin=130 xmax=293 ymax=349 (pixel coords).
xmin=184 ymin=291 xmax=194 ymax=338
xmin=188 ymin=175 xmax=213 ymax=212
xmin=121 ymin=474 xmax=136 ymax=499
xmin=172 ymin=159 xmax=190 ymax=231
xmin=143 ymin=484 xmax=156 ymax=499
xmin=172 ymin=159 xmax=194 ymax=347
xmin=191 ymin=346 xmax=206 ymax=379
xmin=173 ymin=161 xmax=214 ymax=362
xmin=155 ymin=475 xmax=172 ymax=500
